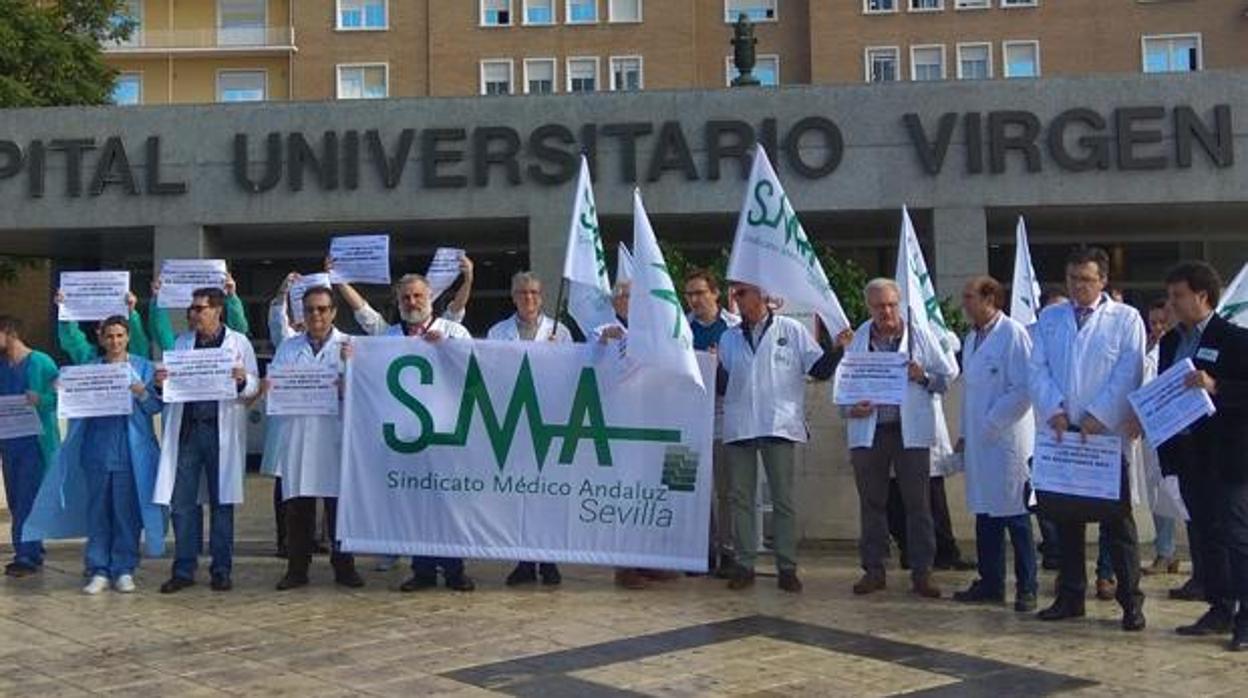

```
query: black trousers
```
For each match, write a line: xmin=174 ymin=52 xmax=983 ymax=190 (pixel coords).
xmin=1224 ymin=480 xmax=1248 ymax=613
xmin=273 ymin=478 xmax=287 ymax=551
xmin=1056 ymin=513 xmax=1142 ymax=611
xmin=285 ymin=496 xmax=353 ymax=577
xmin=889 ymin=476 xmax=963 ymax=564
xmin=1179 ymin=470 xmax=1234 ymax=609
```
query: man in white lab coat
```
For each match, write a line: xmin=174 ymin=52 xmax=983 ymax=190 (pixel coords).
xmin=338 ymin=272 xmax=477 ymax=592
xmin=1029 ymin=247 xmax=1146 ymax=631
xmin=154 ymin=288 xmax=259 ymax=593
xmin=843 ymin=278 xmax=959 ymax=599
xmin=267 ymin=286 xmax=364 ymax=590
xmin=951 ymin=276 xmax=1038 ymax=612
xmin=490 ymin=271 xmax=571 ymax=587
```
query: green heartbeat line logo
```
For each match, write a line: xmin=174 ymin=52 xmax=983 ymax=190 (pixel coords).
xmin=383 ymin=353 xmax=682 ymax=470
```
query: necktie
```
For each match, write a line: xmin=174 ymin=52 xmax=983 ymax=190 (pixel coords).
xmin=1075 ymin=305 xmax=1094 ymax=329
xmin=974 ymin=328 xmax=987 ymax=350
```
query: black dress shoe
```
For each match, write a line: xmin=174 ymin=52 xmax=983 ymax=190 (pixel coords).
xmin=713 ymin=554 xmax=736 ymax=580
xmin=160 ymin=576 xmax=195 ymax=594
xmin=1037 ymin=597 xmax=1086 ymax=621
xmin=778 ymin=570 xmax=803 ymax=593
xmin=1169 ymin=579 xmax=1205 ymax=601
xmin=335 ymin=568 xmax=365 ymax=588
xmin=506 ymin=562 xmax=537 ymax=586
xmin=952 ymin=580 xmax=1005 ymax=604
xmin=1229 ymin=625 xmax=1248 ymax=652
xmin=1122 ymin=607 xmax=1146 ymax=632
xmin=399 ymin=574 xmax=438 ymax=592
xmin=210 ymin=574 xmax=232 ymax=592
xmin=1041 ymin=556 xmax=1060 ymax=571
xmin=539 ymin=563 xmax=562 ymax=586
xmin=275 ymin=573 xmax=309 ymax=591
xmin=1176 ymin=607 xmax=1235 ymax=636
xmin=935 ymin=558 xmax=978 ymax=572
xmin=4 ymin=562 xmax=39 ymax=578
xmin=1015 ymin=592 xmax=1038 ymax=613
xmin=445 ymin=574 xmax=476 ymax=592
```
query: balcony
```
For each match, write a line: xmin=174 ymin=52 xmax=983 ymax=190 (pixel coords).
xmin=102 ymin=26 xmax=297 ymax=56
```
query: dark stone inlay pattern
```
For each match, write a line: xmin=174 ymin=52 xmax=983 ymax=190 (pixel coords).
xmin=442 ymin=615 xmax=1096 ymax=697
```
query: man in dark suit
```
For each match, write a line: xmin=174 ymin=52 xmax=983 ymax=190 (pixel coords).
xmin=1153 ymin=261 xmax=1248 ymax=652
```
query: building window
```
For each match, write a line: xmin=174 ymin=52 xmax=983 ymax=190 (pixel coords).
xmin=725 ymin=54 xmax=779 ymax=86
xmin=480 ymin=59 xmax=514 ymax=95
xmin=217 ymin=70 xmax=266 ymax=102
xmin=725 ymin=0 xmax=777 ymax=22
xmin=1003 ymin=40 xmax=1040 ymax=77
xmin=523 ymin=0 xmax=554 ymax=24
xmin=910 ymin=45 xmax=945 ymax=81
xmin=864 ymin=0 xmax=898 ymax=13
xmin=955 ymin=0 xmax=989 ymax=8
xmin=567 ymin=57 xmax=599 ymax=92
xmin=1142 ymin=34 xmax=1201 ymax=73
xmin=1001 ymin=0 xmax=1037 ymax=7
xmin=337 ymin=64 xmax=388 ymax=99
xmin=609 ymin=56 xmax=643 ymax=91
xmin=957 ymin=43 xmax=991 ymax=79
xmin=112 ymin=73 xmax=142 ymax=105
xmin=110 ymin=0 xmax=142 ymax=47
xmin=909 ymin=0 xmax=943 ymax=11
xmin=609 ymin=0 xmax=642 ymax=23
xmin=481 ymin=0 xmax=512 ymax=26
xmin=218 ymin=0 xmax=267 ymax=46
xmin=566 ymin=0 xmax=598 ymax=23
xmin=865 ymin=47 xmax=900 ymax=83
xmin=337 ymin=0 xmax=387 ymax=30
xmin=524 ymin=58 xmax=557 ymax=94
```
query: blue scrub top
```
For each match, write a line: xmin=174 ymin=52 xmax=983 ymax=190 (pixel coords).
xmin=83 ymin=415 xmax=131 ymax=472
xmin=0 ymin=356 xmax=39 ymax=459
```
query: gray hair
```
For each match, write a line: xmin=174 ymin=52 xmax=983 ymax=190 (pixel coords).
xmin=864 ymin=277 xmax=901 ymax=302
xmin=511 ymin=271 xmax=542 ymax=293
xmin=394 ymin=273 xmax=429 ymax=294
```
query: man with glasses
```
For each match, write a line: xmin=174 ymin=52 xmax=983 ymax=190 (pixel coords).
xmin=717 ymin=282 xmax=850 ymax=593
xmin=154 ymin=288 xmax=259 ymax=593
xmin=338 ymin=272 xmax=477 ymax=592
xmin=490 ymin=271 xmax=571 ymax=587
xmin=683 ymin=269 xmax=739 ymax=576
xmin=1029 ymin=247 xmax=1146 ymax=631
xmin=266 ymin=285 xmax=363 ymax=590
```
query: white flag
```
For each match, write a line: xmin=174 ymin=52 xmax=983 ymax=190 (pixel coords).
xmin=561 ymin=155 xmax=616 ymax=336
xmin=616 ymin=242 xmax=635 ymax=285
xmin=628 ymin=191 xmax=703 ymax=389
xmin=1218 ymin=262 xmax=1248 ymax=328
xmin=725 ymin=146 xmax=850 ymax=335
xmin=896 ymin=206 xmax=961 ymax=357
xmin=1010 ymin=216 xmax=1042 ymax=326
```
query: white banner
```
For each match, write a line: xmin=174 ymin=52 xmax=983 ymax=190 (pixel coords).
xmin=329 ymin=235 xmax=391 ymax=285
xmin=726 ymin=146 xmax=849 ymax=335
xmin=832 ymin=351 xmax=908 ymax=406
xmin=1010 ymin=216 xmax=1042 ymax=326
xmin=562 ymin=155 xmax=616 ymax=336
xmin=158 ymin=259 xmax=227 ymax=309
xmin=161 ymin=348 xmax=237 ymax=403
xmin=266 ymin=365 xmax=340 ymax=416
xmin=1128 ymin=358 xmax=1216 ymax=449
xmin=58 ymin=271 xmax=130 ymax=322
xmin=1032 ymin=432 xmax=1123 ymax=501
xmin=57 ymin=363 xmax=134 ymax=419
xmin=288 ymin=273 xmax=333 ymax=325
xmin=338 ymin=338 xmax=714 ymax=571
xmin=425 ymin=248 xmax=464 ymax=301
xmin=0 ymin=396 xmax=42 ymax=439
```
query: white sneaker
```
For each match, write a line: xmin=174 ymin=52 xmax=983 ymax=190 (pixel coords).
xmin=114 ymin=574 xmax=136 ymax=593
xmin=83 ymin=575 xmax=109 ymax=595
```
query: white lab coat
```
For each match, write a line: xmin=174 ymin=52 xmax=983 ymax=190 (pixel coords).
xmin=839 ymin=319 xmax=960 ymax=450
xmin=486 ymin=313 xmax=571 ymax=343
xmin=262 ymin=329 xmax=349 ymax=500
xmin=958 ymin=314 xmax=1035 ymax=517
xmin=718 ymin=314 xmax=824 ymax=444
xmin=154 ymin=327 xmax=259 ymax=506
xmin=1028 ymin=295 xmax=1145 ymax=455
xmin=355 ymin=303 xmax=468 ymax=338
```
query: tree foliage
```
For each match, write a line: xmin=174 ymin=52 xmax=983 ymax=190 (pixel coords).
xmin=0 ymin=0 xmax=134 ymax=108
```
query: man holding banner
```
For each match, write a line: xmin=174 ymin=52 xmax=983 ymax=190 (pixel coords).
xmin=1154 ymin=261 xmax=1248 ymax=650
xmin=842 ymin=279 xmax=957 ymax=600
xmin=1028 ymin=247 xmax=1146 ymax=631
xmin=341 ymin=272 xmax=477 ymax=593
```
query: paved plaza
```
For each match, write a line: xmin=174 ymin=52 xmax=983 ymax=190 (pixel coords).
xmin=0 ymin=475 xmax=1242 ymax=697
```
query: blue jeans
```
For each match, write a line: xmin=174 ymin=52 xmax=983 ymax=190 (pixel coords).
xmin=410 ymin=556 xmax=464 ymax=579
xmin=170 ymin=423 xmax=234 ymax=580
xmin=1 ymin=440 xmax=45 ymax=567
xmin=975 ymin=514 xmax=1038 ymax=597
xmin=1153 ymin=514 xmax=1177 ymax=559
xmin=85 ymin=468 xmax=141 ymax=579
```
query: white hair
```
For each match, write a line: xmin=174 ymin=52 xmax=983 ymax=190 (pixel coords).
xmin=394 ymin=273 xmax=429 ymax=294
xmin=864 ymin=277 xmax=900 ymax=302
xmin=511 ymin=271 xmax=542 ymax=293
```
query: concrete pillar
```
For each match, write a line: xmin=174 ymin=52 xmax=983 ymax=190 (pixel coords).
xmin=932 ymin=207 xmax=989 ymax=298
xmin=527 ymin=207 xmax=570 ymax=315
xmin=152 ymin=223 xmax=217 ymax=273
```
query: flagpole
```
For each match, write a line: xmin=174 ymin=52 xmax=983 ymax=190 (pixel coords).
xmin=550 ymin=276 xmax=568 ymax=340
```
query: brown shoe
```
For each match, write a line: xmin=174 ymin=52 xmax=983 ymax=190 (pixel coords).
xmin=912 ymin=574 xmax=941 ymax=599
xmin=1167 ymin=558 xmax=1181 ymax=574
xmin=1095 ymin=578 xmax=1117 ymax=601
xmin=727 ymin=568 xmax=756 ymax=590
xmin=852 ymin=571 xmax=886 ymax=595
xmin=614 ymin=568 xmax=649 ymax=590
xmin=1141 ymin=557 xmax=1176 ymax=577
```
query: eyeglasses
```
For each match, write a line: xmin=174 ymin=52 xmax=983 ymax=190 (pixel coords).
xmin=304 ymin=305 xmax=334 ymax=315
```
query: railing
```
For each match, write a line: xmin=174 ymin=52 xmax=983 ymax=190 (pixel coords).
xmin=104 ymin=26 xmax=295 ymax=51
